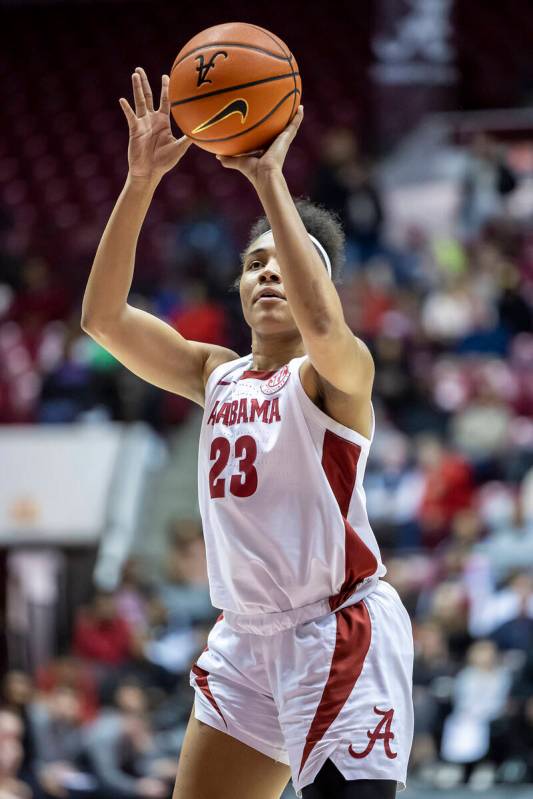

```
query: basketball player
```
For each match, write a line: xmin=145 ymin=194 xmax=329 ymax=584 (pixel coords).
xmin=82 ymin=68 xmax=414 ymax=799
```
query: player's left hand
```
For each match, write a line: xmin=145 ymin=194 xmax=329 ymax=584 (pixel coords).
xmin=212 ymin=105 xmax=304 ymax=187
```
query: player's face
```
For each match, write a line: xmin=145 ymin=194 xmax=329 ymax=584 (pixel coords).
xmin=239 ymin=235 xmax=298 ymax=334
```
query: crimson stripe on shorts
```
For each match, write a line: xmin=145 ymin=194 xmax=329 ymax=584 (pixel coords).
xmin=193 ymin=612 xmax=226 ymax=726
xmin=298 ymin=601 xmax=372 ymax=777
xmin=321 ymin=429 xmax=378 ymax=611
xmin=191 ymin=664 xmax=227 ymax=727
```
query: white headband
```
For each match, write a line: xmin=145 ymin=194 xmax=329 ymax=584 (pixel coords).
xmin=254 ymin=229 xmax=332 ymax=278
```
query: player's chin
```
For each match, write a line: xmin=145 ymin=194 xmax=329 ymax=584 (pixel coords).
xmin=250 ymin=304 xmax=293 ymax=327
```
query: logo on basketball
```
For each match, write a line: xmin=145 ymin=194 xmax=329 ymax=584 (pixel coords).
xmin=195 ymin=51 xmax=228 ymax=87
xmin=348 ymin=707 xmax=397 ymax=760
xmin=261 ymin=365 xmax=290 ymax=395
xmin=193 ymin=99 xmax=249 ymax=134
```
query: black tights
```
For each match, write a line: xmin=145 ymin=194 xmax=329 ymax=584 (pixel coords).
xmin=301 ymin=758 xmax=397 ymax=799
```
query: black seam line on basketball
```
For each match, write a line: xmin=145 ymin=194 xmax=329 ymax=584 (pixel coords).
xmin=288 ymin=55 xmax=298 ymax=121
xmin=171 ymin=72 xmax=300 ymax=107
xmin=243 ymin=25 xmax=298 ymax=121
xmin=172 ymin=42 xmax=290 ymax=72
xmin=247 ymin=23 xmax=290 ymax=59
xmin=187 ymin=88 xmax=299 ymax=143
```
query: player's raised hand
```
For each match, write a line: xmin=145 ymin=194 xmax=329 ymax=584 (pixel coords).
xmin=119 ymin=67 xmax=192 ymax=181
xmin=214 ymin=105 xmax=304 ymax=188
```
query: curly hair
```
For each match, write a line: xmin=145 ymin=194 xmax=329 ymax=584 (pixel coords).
xmin=240 ymin=198 xmax=346 ymax=282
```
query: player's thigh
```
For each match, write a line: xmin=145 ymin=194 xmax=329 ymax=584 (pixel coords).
xmin=173 ymin=707 xmax=291 ymax=799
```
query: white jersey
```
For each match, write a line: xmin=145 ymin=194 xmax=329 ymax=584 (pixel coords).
xmin=198 ymin=353 xmax=386 ymax=635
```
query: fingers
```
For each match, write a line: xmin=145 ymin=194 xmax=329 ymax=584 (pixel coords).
xmin=135 ymin=66 xmax=154 ymax=112
xmin=238 ymin=149 xmax=264 ymax=157
xmin=281 ymin=105 xmax=304 ymax=141
xmin=159 ymin=74 xmax=170 ymax=115
xmin=216 ymin=154 xmax=248 ymax=170
xmin=119 ymin=97 xmax=137 ymax=130
xmin=132 ymin=71 xmax=148 ymax=117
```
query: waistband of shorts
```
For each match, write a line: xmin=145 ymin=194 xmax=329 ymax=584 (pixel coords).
xmin=223 ymin=577 xmax=381 ymax=635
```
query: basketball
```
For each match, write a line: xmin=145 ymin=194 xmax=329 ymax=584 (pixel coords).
xmin=168 ymin=22 xmax=302 ymax=156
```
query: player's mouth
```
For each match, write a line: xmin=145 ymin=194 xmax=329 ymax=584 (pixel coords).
xmin=253 ymin=288 xmax=286 ymax=304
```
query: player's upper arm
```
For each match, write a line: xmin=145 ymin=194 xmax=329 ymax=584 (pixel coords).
xmin=303 ymin=321 xmax=375 ymax=398
xmin=81 ymin=303 xmax=239 ymax=406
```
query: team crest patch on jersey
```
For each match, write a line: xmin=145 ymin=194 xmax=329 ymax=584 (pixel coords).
xmin=261 ymin=364 xmax=290 ymax=395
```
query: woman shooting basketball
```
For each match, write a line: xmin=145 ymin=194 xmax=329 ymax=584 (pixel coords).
xmin=82 ymin=68 xmax=414 ymax=799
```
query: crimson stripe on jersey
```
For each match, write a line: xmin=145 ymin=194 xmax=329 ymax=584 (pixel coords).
xmin=321 ymin=429 xmax=378 ymax=611
xmin=298 ymin=601 xmax=372 ymax=777
xmin=330 ymin=519 xmax=378 ymax=611
xmin=239 ymin=369 xmax=277 ymax=380
xmin=321 ymin=429 xmax=360 ymax=516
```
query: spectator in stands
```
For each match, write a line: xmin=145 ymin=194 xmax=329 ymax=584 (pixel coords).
xmin=38 ymin=330 xmax=105 ymax=423
xmin=35 ymin=657 xmax=99 ymax=724
xmin=169 ymin=282 xmax=228 ymax=349
xmin=139 ymin=596 xmax=203 ymax=680
xmin=0 ymin=709 xmax=32 ymax=799
xmin=476 ymin=496 xmax=533 ymax=580
xmin=1 ymin=671 xmax=36 ymax=784
xmin=115 ymin=559 xmax=152 ymax=638
xmin=411 ymin=621 xmax=455 ymax=773
xmin=425 ymin=581 xmax=472 ymax=661
xmin=28 ymin=686 xmax=92 ymax=798
xmin=440 ymin=640 xmax=511 ymax=777
xmin=172 ymin=200 xmax=237 ymax=287
xmin=421 ymin=274 xmax=476 ymax=345
xmin=365 ymin=432 xmax=424 ymax=550
xmin=466 ymin=554 xmax=533 ymax=649
xmin=312 ymin=128 xmax=385 ymax=266
xmin=6 ymin=257 xmax=70 ymax=329
xmin=459 ymin=133 xmax=518 ymax=241
xmin=488 ymin=646 xmax=533 ymax=783
xmin=84 ymin=679 xmax=173 ymax=799
xmin=73 ymin=592 xmax=134 ymax=673
xmin=415 ymin=435 xmax=475 ymax=548
xmin=157 ymin=520 xmax=214 ymax=630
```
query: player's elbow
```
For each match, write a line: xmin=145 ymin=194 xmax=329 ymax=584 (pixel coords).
xmin=80 ymin=313 xmax=111 ymax=340
xmin=80 ymin=312 xmax=100 ymax=336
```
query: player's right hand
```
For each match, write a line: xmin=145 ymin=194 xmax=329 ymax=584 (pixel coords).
xmin=119 ymin=67 xmax=191 ymax=182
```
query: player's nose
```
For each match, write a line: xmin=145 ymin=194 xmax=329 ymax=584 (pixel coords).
xmin=258 ymin=264 xmax=281 ymax=282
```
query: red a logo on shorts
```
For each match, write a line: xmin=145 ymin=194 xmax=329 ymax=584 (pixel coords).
xmin=348 ymin=707 xmax=397 ymax=760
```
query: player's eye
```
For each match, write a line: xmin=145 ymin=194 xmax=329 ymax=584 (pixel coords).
xmin=247 ymin=260 xmax=263 ymax=270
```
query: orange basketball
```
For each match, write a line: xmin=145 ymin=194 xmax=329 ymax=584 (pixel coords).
xmin=169 ymin=22 xmax=302 ymax=156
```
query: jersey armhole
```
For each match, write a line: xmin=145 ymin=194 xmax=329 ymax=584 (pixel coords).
xmin=292 ymin=355 xmax=374 ymax=449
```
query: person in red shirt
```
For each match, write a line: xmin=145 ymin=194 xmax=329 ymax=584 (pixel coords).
xmin=73 ymin=591 xmax=133 ymax=667
xmin=417 ymin=436 xmax=475 ymax=547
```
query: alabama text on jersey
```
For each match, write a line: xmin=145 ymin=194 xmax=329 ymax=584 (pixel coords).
xmin=198 ymin=354 xmax=386 ymax=635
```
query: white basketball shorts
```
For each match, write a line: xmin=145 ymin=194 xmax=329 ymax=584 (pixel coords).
xmin=189 ymin=580 xmax=414 ymax=797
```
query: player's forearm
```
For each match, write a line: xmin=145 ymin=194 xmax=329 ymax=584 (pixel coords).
xmin=81 ymin=174 xmax=159 ymax=330
xmin=255 ymin=170 xmax=344 ymax=336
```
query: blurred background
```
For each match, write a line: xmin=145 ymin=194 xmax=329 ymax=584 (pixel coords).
xmin=1 ymin=0 xmax=533 ymax=797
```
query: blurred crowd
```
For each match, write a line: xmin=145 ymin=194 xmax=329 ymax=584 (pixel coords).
xmin=1 ymin=521 xmax=217 ymax=799
xmin=1 ymin=125 xmax=533 ymax=795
